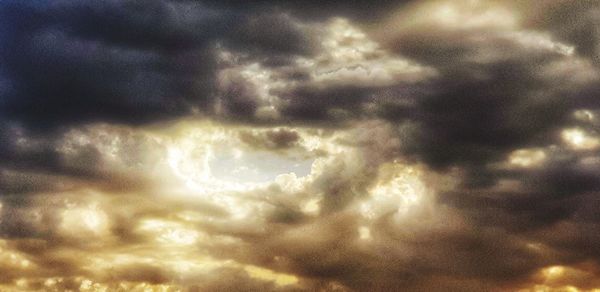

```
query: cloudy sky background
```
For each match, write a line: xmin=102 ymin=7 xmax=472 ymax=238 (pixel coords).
xmin=1 ymin=0 xmax=600 ymax=291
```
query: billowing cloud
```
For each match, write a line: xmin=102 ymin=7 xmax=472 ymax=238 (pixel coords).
xmin=1 ymin=0 xmax=600 ymax=291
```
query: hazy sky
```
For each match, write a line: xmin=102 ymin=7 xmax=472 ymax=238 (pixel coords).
xmin=1 ymin=1 xmax=600 ymax=291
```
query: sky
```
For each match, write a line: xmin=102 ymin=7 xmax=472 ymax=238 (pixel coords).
xmin=0 ymin=0 xmax=600 ymax=291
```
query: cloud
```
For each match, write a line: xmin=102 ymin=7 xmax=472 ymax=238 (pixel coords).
xmin=215 ymin=17 xmax=435 ymax=122
xmin=1 ymin=0 xmax=600 ymax=291
xmin=0 ymin=0 xmax=237 ymax=131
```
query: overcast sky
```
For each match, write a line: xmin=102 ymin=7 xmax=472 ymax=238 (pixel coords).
xmin=1 ymin=1 xmax=600 ymax=291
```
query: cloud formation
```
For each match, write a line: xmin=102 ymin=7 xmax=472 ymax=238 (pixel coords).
xmin=1 ymin=0 xmax=600 ymax=291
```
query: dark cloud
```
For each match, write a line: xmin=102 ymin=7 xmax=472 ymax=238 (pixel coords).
xmin=225 ymin=12 xmax=318 ymax=59
xmin=280 ymin=84 xmax=375 ymax=121
xmin=370 ymin=0 xmax=600 ymax=247
xmin=202 ymin=0 xmax=413 ymax=22
xmin=0 ymin=0 xmax=333 ymax=134
xmin=528 ymin=1 xmax=600 ymax=65
xmin=239 ymin=128 xmax=300 ymax=150
xmin=0 ymin=0 xmax=230 ymax=131
xmin=383 ymin=24 xmax=593 ymax=170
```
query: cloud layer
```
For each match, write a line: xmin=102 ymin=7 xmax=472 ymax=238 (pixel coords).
xmin=1 ymin=0 xmax=600 ymax=291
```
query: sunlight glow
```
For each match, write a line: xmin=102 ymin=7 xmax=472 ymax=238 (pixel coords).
xmin=164 ymin=123 xmax=314 ymax=196
xmin=138 ymin=219 xmax=201 ymax=246
xmin=301 ymin=198 xmax=321 ymax=215
xmin=394 ymin=0 xmax=518 ymax=31
xmin=509 ymin=148 xmax=546 ymax=168
xmin=543 ymin=266 xmax=565 ymax=280
xmin=574 ymin=110 xmax=595 ymax=122
xmin=360 ymin=163 xmax=426 ymax=220
xmin=313 ymin=18 xmax=434 ymax=86
xmin=358 ymin=226 xmax=372 ymax=240
xmin=0 ymin=241 xmax=32 ymax=270
xmin=60 ymin=202 xmax=110 ymax=238
xmin=243 ymin=265 xmax=299 ymax=286
xmin=562 ymin=128 xmax=600 ymax=150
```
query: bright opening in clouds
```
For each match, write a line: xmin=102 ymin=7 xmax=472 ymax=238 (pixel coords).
xmin=1 ymin=1 xmax=600 ymax=291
